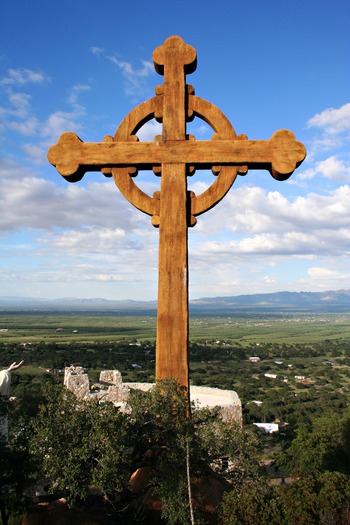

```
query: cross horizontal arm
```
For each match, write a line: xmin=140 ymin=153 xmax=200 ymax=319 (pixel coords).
xmin=48 ymin=129 xmax=306 ymax=182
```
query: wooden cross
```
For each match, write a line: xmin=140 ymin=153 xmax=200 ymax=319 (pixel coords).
xmin=48 ymin=36 xmax=306 ymax=394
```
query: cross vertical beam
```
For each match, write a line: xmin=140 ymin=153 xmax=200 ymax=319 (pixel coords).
xmin=152 ymin=37 xmax=197 ymax=391
xmin=156 ymin=163 xmax=189 ymax=388
xmin=153 ymin=35 xmax=196 ymax=140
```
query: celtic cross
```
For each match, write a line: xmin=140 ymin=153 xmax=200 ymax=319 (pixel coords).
xmin=48 ymin=36 xmax=306 ymax=394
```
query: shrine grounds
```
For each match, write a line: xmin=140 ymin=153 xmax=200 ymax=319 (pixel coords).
xmin=1 ymin=310 xmax=350 ymax=428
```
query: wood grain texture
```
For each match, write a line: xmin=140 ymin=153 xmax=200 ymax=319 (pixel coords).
xmin=48 ymin=132 xmax=305 ymax=180
xmin=156 ymin=163 xmax=189 ymax=387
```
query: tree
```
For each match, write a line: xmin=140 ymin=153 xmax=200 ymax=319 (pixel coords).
xmin=30 ymin=385 xmax=132 ymax=504
xmin=278 ymin=412 xmax=350 ymax=475
xmin=219 ymin=480 xmax=281 ymax=525
xmin=129 ymin=379 xmax=263 ymax=524
xmin=277 ymin=471 xmax=350 ymax=525
xmin=128 ymin=379 xmax=208 ymax=524
xmin=0 ymin=379 xmax=47 ymax=525
xmin=29 ymin=380 xmax=263 ymax=524
xmin=219 ymin=471 xmax=350 ymax=525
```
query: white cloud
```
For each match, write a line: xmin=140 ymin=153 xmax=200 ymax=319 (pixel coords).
xmin=194 ymin=232 xmax=313 ymax=259
xmin=136 ymin=120 xmax=162 ymax=141
xmin=0 ymin=73 xmax=89 ymax=152
xmin=107 ymin=57 xmax=153 ymax=79
xmin=90 ymin=46 xmax=104 ymax=56
xmin=0 ymin=163 xmax=143 ymax=233
xmin=107 ymin=56 xmax=154 ymax=98
xmin=263 ymin=275 xmax=277 ymax=284
xmin=67 ymin=83 xmax=91 ymax=108
xmin=37 ymin=225 xmax=158 ymax=263
xmin=189 ymin=184 xmax=350 ymax=272
xmin=41 ymin=83 xmax=91 ymax=141
xmin=316 ymin=156 xmax=350 ymax=181
xmin=0 ymin=68 xmax=50 ymax=87
xmin=0 ymin=157 xmax=31 ymax=178
xmin=8 ymin=92 xmax=31 ymax=117
xmin=28 ymin=224 xmax=159 ymax=295
xmin=307 ymin=103 xmax=350 ymax=134
xmin=297 ymin=156 xmax=350 ymax=182
xmin=307 ymin=267 xmax=338 ymax=279
xmin=305 ymin=103 xmax=350 ymax=155
xmin=300 ymin=265 xmax=350 ymax=292
xmin=0 ymin=263 xmax=153 ymax=287
xmin=38 ymin=227 xmax=126 ymax=254
xmin=90 ymin=47 xmax=154 ymax=99
xmin=8 ymin=116 xmax=39 ymax=136
xmin=0 ymin=73 xmax=47 ymax=139
xmin=0 ymin=91 xmax=34 ymax=124
xmin=41 ymin=109 xmax=82 ymax=140
xmin=22 ymin=143 xmax=47 ymax=164
xmin=2 ymin=150 xmax=349 ymax=264
xmin=197 ymin=184 xmax=350 ymax=237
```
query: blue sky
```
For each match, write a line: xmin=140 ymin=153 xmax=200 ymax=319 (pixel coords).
xmin=1 ymin=0 xmax=349 ymax=300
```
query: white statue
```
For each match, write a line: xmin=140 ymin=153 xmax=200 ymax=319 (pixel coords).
xmin=0 ymin=361 xmax=24 ymax=441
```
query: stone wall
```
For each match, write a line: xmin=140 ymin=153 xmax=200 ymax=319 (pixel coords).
xmin=63 ymin=366 xmax=90 ymax=400
xmin=63 ymin=367 xmax=242 ymax=425
xmin=99 ymin=369 xmax=123 ymax=387
xmin=64 ymin=366 xmax=129 ymax=405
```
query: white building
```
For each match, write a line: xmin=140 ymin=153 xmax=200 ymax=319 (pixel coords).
xmin=254 ymin=423 xmax=279 ymax=434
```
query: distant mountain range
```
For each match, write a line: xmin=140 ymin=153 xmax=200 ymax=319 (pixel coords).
xmin=189 ymin=289 xmax=350 ymax=313
xmin=1 ymin=290 xmax=350 ymax=313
